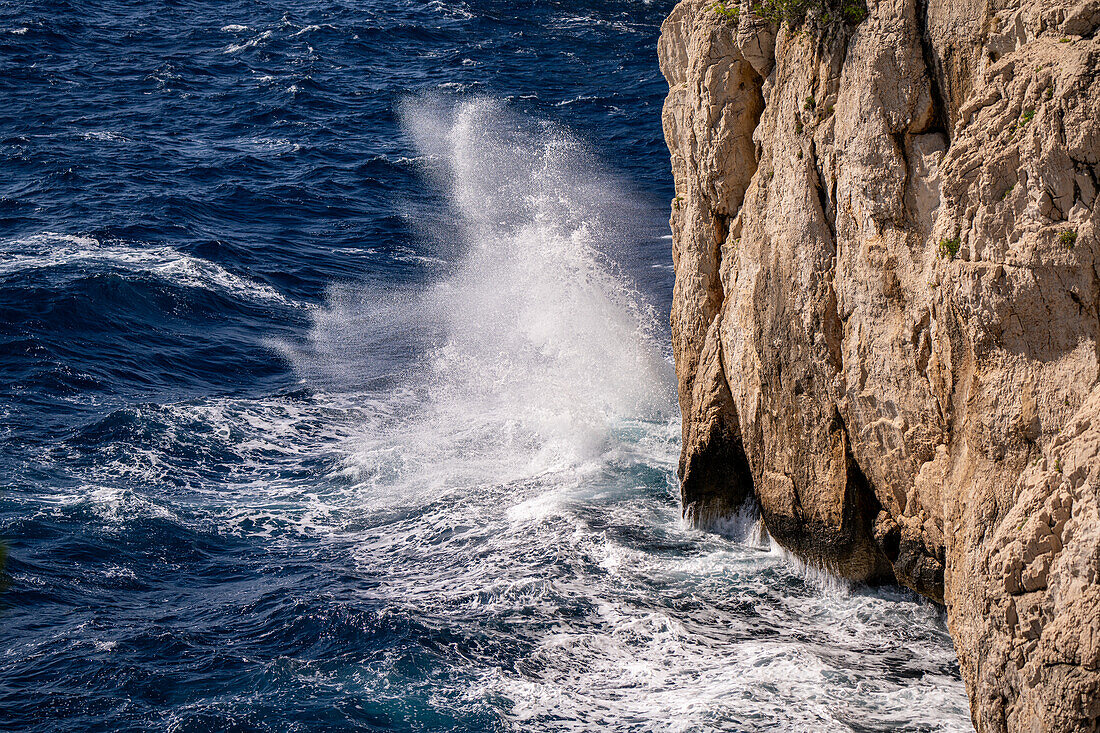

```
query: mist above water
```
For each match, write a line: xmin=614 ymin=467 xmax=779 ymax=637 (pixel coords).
xmin=290 ymin=97 xmax=675 ymax=502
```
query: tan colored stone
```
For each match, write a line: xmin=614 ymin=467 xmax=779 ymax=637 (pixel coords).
xmin=660 ymin=0 xmax=1100 ymax=729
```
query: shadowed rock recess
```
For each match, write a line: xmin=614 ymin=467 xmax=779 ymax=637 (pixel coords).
xmin=659 ymin=0 xmax=1100 ymax=730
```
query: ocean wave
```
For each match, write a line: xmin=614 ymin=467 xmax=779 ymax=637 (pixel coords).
xmin=260 ymin=98 xmax=970 ymax=731
xmin=0 ymin=232 xmax=300 ymax=307
xmin=79 ymin=130 xmax=131 ymax=143
xmin=428 ymin=0 xmax=475 ymax=21
xmin=224 ymin=29 xmax=273 ymax=54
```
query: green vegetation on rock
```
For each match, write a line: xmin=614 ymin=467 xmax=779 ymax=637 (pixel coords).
xmin=710 ymin=1 xmax=739 ymax=20
xmin=938 ymin=237 xmax=961 ymax=259
xmin=711 ymin=0 xmax=868 ymax=27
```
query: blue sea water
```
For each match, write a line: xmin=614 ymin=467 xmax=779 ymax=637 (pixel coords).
xmin=0 ymin=1 xmax=973 ymax=731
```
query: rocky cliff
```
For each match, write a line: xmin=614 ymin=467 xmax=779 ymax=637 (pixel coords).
xmin=659 ymin=0 xmax=1100 ymax=729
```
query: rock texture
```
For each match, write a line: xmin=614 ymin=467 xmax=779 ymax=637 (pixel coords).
xmin=659 ymin=1 xmax=1100 ymax=730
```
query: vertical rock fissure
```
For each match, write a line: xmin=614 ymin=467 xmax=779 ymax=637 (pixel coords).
xmin=832 ymin=407 xmax=896 ymax=583
xmin=811 ymin=140 xmax=837 ymax=239
xmin=915 ymin=0 xmax=951 ymax=143
xmin=662 ymin=6 xmax=767 ymax=527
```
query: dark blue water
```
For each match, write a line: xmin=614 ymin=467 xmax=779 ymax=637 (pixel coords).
xmin=0 ymin=2 xmax=971 ymax=731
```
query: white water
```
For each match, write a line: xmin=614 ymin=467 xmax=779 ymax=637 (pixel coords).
xmin=0 ymin=231 xmax=297 ymax=306
xmin=265 ymin=98 xmax=975 ymax=731
xmin=289 ymin=97 xmax=675 ymax=504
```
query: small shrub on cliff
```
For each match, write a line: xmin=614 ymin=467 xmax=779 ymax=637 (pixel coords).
xmin=752 ymin=0 xmax=867 ymax=26
xmin=1060 ymin=229 xmax=1077 ymax=249
xmin=838 ymin=1 xmax=867 ymax=22
xmin=938 ymin=237 xmax=961 ymax=260
xmin=803 ymin=95 xmax=816 ymax=111
xmin=710 ymin=1 xmax=739 ymax=20
xmin=1021 ymin=108 xmax=1035 ymax=125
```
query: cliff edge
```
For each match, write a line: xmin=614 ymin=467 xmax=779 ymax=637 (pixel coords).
xmin=659 ymin=0 xmax=1100 ymax=729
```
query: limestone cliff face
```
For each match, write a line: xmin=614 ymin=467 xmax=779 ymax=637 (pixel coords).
xmin=659 ymin=1 xmax=1100 ymax=729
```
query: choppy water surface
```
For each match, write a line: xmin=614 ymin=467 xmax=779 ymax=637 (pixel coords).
xmin=0 ymin=1 xmax=971 ymax=730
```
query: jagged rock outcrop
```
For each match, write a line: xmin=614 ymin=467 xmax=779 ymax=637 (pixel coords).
xmin=659 ymin=0 xmax=1100 ymax=730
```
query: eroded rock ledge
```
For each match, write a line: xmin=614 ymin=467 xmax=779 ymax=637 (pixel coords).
xmin=659 ymin=0 xmax=1100 ymax=729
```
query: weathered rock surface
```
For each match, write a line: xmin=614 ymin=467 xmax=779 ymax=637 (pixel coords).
xmin=659 ymin=0 xmax=1100 ymax=729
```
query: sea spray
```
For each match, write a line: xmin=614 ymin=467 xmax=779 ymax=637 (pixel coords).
xmin=289 ymin=96 xmax=676 ymax=501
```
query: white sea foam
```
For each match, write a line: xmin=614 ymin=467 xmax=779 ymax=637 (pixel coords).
xmin=428 ymin=0 xmax=474 ymax=20
xmin=236 ymin=136 xmax=301 ymax=155
xmin=698 ymin=502 xmax=770 ymax=548
xmin=81 ymin=130 xmax=130 ymax=142
xmin=286 ymin=96 xmax=674 ymax=502
xmin=291 ymin=24 xmax=332 ymax=37
xmin=0 ymin=232 xmax=298 ymax=307
xmin=224 ymin=29 xmax=272 ymax=54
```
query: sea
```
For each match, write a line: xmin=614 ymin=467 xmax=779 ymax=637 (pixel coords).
xmin=0 ymin=1 xmax=973 ymax=730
